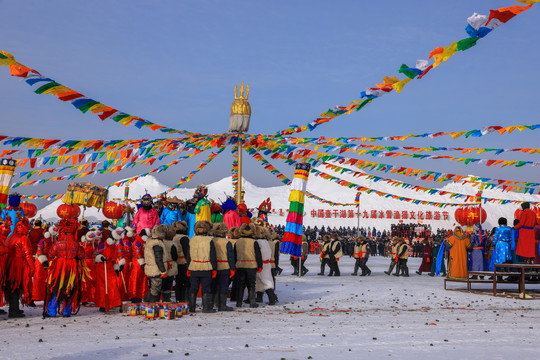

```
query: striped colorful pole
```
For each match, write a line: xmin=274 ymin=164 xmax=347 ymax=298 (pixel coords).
xmin=280 ymin=163 xmax=311 ymax=257
xmin=0 ymin=158 xmax=17 ymax=208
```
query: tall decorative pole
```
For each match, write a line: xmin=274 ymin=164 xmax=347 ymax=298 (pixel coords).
xmin=355 ymin=191 xmax=361 ymax=237
xmin=280 ymin=163 xmax=311 ymax=257
xmin=476 ymin=186 xmax=484 ymax=242
xmin=229 ymin=82 xmax=251 ymax=204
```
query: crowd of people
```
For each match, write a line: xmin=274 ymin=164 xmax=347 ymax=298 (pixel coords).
xmin=1 ymin=188 xmax=539 ymax=319
xmin=0 ymin=187 xmax=281 ymax=318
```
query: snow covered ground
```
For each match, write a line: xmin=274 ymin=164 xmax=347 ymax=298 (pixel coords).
xmin=1 ymin=256 xmax=539 ymax=360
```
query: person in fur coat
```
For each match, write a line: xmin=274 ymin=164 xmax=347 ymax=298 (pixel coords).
xmin=254 ymin=225 xmax=278 ymax=305
xmin=187 ymin=221 xmax=217 ymax=313
xmin=210 ymin=222 xmax=235 ymax=311
xmin=161 ymin=225 xmax=178 ymax=302
xmin=143 ymin=225 xmax=170 ymax=303
xmin=171 ymin=221 xmax=190 ymax=303
xmin=234 ymin=223 xmax=262 ymax=308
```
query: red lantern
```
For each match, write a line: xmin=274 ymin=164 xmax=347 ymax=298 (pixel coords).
xmin=57 ymin=204 xmax=81 ymax=219
xmin=455 ymin=206 xmax=486 ymax=226
xmin=454 ymin=208 xmax=464 ymax=226
xmin=103 ymin=201 xmax=125 ymax=220
xmin=20 ymin=201 xmax=37 ymax=218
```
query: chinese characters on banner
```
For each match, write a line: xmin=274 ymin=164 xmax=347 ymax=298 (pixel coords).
xmin=267 ymin=208 xmax=449 ymax=221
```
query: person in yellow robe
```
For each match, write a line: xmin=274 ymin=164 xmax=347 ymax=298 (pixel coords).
xmin=445 ymin=226 xmax=471 ymax=280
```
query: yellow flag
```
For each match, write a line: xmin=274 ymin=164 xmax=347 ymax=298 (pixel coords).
xmin=393 ymin=78 xmax=412 ymax=93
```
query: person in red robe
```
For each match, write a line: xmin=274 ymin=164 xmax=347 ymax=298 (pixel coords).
xmin=99 ymin=221 xmax=112 ymax=246
xmin=28 ymin=220 xmax=44 ymax=256
xmin=94 ymin=229 xmax=122 ymax=312
xmin=0 ymin=220 xmax=11 ymax=313
xmin=5 ymin=218 xmax=34 ymax=318
xmin=114 ymin=228 xmax=130 ymax=302
xmin=31 ymin=230 xmax=53 ymax=304
xmin=416 ymin=238 xmax=432 ymax=275
xmin=80 ymin=230 xmax=100 ymax=305
xmin=0 ymin=228 xmax=8 ymax=314
xmin=44 ymin=218 xmax=89 ymax=317
xmin=128 ymin=229 xmax=149 ymax=303
xmin=515 ymin=202 xmax=539 ymax=263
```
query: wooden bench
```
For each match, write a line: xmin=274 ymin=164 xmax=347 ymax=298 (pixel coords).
xmin=444 ymin=264 xmax=540 ymax=299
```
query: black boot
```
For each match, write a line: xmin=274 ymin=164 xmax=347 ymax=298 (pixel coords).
xmin=385 ymin=261 xmax=396 ymax=276
xmin=291 ymin=268 xmax=299 ymax=276
xmin=236 ymin=287 xmax=244 ymax=308
xmin=392 ymin=264 xmax=401 ymax=277
xmin=403 ymin=266 xmax=409 ymax=277
xmin=428 ymin=272 xmax=435 ymax=277
xmin=351 ymin=263 xmax=359 ymax=276
xmin=248 ymin=288 xmax=259 ymax=308
xmin=188 ymin=293 xmax=197 ymax=313
xmin=162 ymin=290 xmax=172 ymax=303
xmin=213 ymin=293 xmax=219 ymax=308
xmin=301 ymin=267 xmax=309 ymax=276
xmin=276 ymin=266 xmax=283 ymax=276
xmin=266 ymin=289 xmax=278 ymax=305
xmin=218 ymin=293 xmax=234 ymax=312
xmin=202 ymin=293 xmax=216 ymax=313
xmin=318 ymin=262 xmax=325 ymax=275
xmin=8 ymin=290 xmax=23 ymax=318
xmin=256 ymin=292 xmax=264 ymax=303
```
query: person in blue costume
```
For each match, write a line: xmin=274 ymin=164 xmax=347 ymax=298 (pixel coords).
xmin=185 ymin=198 xmax=197 ymax=238
xmin=489 ymin=218 xmax=513 ymax=275
xmin=160 ymin=197 xmax=183 ymax=226
xmin=0 ymin=194 xmax=25 ymax=237
xmin=468 ymin=224 xmax=484 ymax=278
xmin=511 ymin=219 xmax=520 ymax=264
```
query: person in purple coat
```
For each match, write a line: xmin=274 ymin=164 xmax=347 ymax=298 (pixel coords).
xmin=468 ymin=224 xmax=485 ymax=278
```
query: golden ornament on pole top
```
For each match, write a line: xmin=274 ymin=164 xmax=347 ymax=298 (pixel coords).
xmin=228 ymin=82 xmax=251 ymax=205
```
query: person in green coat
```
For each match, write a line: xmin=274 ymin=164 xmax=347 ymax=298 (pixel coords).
xmin=211 ymin=202 xmax=224 ymax=223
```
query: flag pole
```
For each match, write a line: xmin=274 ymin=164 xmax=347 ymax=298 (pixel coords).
xmin=356 ymin=193 xmax=361 ymax=237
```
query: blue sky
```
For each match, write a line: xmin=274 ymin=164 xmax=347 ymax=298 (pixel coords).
xmin=0 ymin=0 xmax=538 ymax=203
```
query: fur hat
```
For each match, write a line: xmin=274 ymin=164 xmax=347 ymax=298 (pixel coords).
xmin=172 ymin=221 xmax=188 ymax=235
xmin=239 ymin=223 xmax=255 ymax=238
xmin=212 ymin=223 xmax=229 ymax=238
xmin=151 ymin=224 xmax=169 ymax=240
xmin=228 ymin=227 xmax=240 ymax=239
xmin=165 ymin=225 xmax=176 ymax=240
xmin=263 ymin=227 xmax=272 ymax=240
xmin=194 ymin=221 xmax=212 ymax=236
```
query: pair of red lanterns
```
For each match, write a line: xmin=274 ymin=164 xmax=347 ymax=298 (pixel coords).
xmin=55 ymin=201 xmax=125 ymax=220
